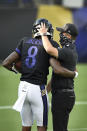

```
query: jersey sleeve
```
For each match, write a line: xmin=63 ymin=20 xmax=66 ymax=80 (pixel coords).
xmin=15 ymin=38 xmax=23 ymax=56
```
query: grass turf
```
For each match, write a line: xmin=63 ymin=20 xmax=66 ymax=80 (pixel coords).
xmin=0 ymin=64 xmax=87 ymax=131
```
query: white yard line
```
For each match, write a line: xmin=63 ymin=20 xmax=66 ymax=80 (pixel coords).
xmin=0 ymin=104 xmax=87 ymax=131
xmin=48 ymin=101 xmax=87 ymax=107
xmin=48 ymin=128 xmax=87 ymax=131
xmin=0 ymin=101 xmax=87 ymax=110
xmin=0 ymin=106 xmax=12 ymax=109
xmin=69 ymin=128 xmax=87 ymax=131
xmin=75 ymin=101 xmax=87 ymax=105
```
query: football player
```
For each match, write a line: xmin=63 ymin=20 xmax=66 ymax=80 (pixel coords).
xmin=2 ymin=18 xmax=76 ymax=131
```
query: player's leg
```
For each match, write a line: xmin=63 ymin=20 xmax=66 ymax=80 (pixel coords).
xmin=37 ymin=126 xmax=47 ymax=131
xmin=22 ymin=126 xmax=31 ymax=131
xmin=18 ymin=81 xmax=33 ymax=131
xmin=20 ymin=94 xmax=33 ymax=131
xmin=30 ymin=84 xmax=49 ymax=131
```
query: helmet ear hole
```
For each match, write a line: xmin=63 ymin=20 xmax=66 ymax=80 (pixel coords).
xmin=32 ymin=18 xmax=54 ymax=39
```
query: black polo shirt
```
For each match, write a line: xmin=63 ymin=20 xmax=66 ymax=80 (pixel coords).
xmin=51 ymin=42 xmax=78 ymax=91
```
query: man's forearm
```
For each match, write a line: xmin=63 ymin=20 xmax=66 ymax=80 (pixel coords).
xmin=53 ymin=67 xmax=75 ymax=78
xmin=46 ymin=80 xmax=52 ymax=93
xmin=41 ymin=35 xmax=58 ymax=58
xmin=39 ymin=23 xmax=58 ymax=58
xmin=50 ymin=58 xmax=75 ymax=78
xmin=2 ymin=51 xmax=20 ymax=73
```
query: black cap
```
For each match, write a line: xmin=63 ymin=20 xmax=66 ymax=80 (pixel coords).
xmin=56 ymin=23 xmax=78 ymax=37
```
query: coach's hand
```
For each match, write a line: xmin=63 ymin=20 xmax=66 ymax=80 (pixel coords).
xmin=38 ymin=22 xmax=48 ymax=36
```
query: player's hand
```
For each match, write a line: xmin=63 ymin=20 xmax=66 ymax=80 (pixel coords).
xmin=38 ymin=22 xmax=48 ymax=36
xmin=11 ymin=64 xmax=18 ymax=74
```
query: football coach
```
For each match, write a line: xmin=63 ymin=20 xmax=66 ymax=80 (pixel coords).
xmin=38 ymin=22 xmax=78 ymax=131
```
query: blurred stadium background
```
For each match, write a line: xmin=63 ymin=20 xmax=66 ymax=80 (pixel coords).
xmin=0 ymin=0 xmax=87 ymax=131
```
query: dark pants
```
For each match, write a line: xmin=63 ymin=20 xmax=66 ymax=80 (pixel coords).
xmin=51 ymin=90 xmax=75 ymax=131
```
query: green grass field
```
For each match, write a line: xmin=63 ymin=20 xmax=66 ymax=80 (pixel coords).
xmin=0 ymin=64 xmax=87 ymax=131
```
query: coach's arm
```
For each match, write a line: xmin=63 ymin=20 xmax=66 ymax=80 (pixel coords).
xmin=50 ymin=58 xmax=78 ymax=78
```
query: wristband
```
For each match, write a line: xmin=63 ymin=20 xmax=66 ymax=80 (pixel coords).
xmin=74 ymin=71 xmax=78 ymax=78
xmin=41 ymin=33 xmax=47 ymax=36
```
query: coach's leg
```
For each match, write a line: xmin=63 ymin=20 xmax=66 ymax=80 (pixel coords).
xmin=37 ymin=126 xmax=47 ymax=131
xmin=22 ymin=126 xmax=31 ymax=131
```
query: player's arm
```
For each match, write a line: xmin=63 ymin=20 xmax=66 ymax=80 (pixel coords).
xmin=39 ymin=23 xmax=58 ymax=58
xmin=2 ymin=51 xmax=20 ymax=73
xmin=46 ymin=79 xmax=52 ymax=93
xmin=50 ymin=58 xmax=78 ymax=78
